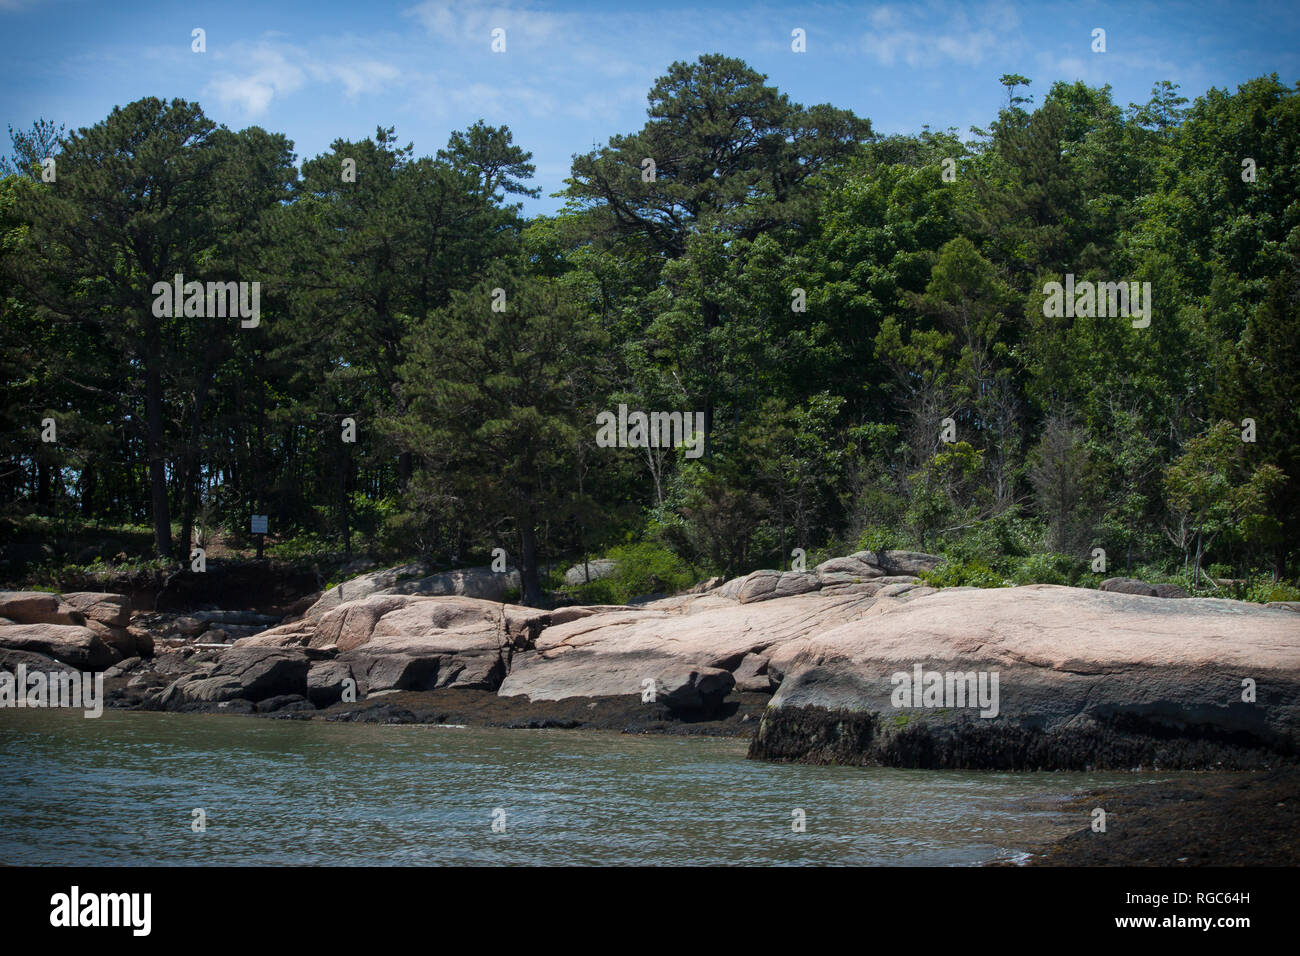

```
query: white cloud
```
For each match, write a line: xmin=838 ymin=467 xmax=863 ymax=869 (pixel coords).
xmin=206 ymin=39 xmax=408 ymax=116
xmin=404 ymin=0 xmax=566 ymax=51
xmin=309 ymin=60 xmax=403 ymax=100
xmin=207 ymin=44 xmax=306 ymax=116
xmin=860 ymin=1 xmax=1020 ymax=67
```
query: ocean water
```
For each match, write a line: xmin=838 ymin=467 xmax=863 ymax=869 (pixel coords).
xmin=0 ymin=708 xmax=1169 ymax=866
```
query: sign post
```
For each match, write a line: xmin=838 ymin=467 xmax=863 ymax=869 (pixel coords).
xmin=251 ymin=514 xmax=268 ymax=559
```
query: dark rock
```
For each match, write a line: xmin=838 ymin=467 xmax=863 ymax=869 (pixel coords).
xmin=104 ymin=657 xmax=145 ymax=678
xmin=306 ymin=660 xmax=355 ymax=707
xmin=256 ymin=694 xmax=315 ymax=713
xmin=1099 ymin=577 xmax=1160 ymax=597
xmin=732 ymin=653 xmax=774 ymax=693
xmin=160 ymin=647 xmax=310 ymax=708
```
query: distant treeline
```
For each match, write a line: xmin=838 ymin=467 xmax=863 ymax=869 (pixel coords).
xmin=2 ymin=56 xmax=1297 ymax=602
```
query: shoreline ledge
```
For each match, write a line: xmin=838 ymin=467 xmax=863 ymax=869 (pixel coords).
xmin=4 ymin=553 xmax=1298 ymax=771
xmin=749 ymin=585 xmax=1300 ymax=770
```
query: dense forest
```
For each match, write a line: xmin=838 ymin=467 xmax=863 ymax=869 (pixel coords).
xmin=2 ymin=55 xmax=1297 ymax=605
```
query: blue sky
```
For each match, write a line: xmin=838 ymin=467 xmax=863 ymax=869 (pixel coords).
xmin=3 ymin=0 xmax=1298 ymax=216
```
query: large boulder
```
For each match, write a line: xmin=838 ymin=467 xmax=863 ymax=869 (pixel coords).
xmin=563 ymin=559 xmax=620 ymax=587
xmin=235 ymin=618 xmax=316 ymax=648
xmin=84 ymin=619 xmax=140 ymax=658
xmin=304 ymin=563 xmax=521 ymax=619
xmin=0 ymin=591 xmax=85 ymax=627
xmin=750 ymin=584 xmax=1300 ymax=770
xmin=0 ymin=591 xmax=60 ymax=624
xmin=711 ymin=551 xmax=940 ymax=605
xmin=732 ymin=652 xmax=774 ymax=693
xmin=1099 ymin=577 xmax=1159 ymax=597
xmin=0 ymin=623 xmax=117 ymax=670
xmin=304 ymin=563 xmax=431 ymax=619
xmin=717 ymin=570 xmax=820 ymax=604
xmin=498 ymin=587 xmax=880 ymax=703
xmin=238 ymin=594 xmax=552 ymax=694
xmin=160 ymin=647 xmax=311 ymax=707
xmin=654 ymin=667 xmax=735 ymax=710
xmin=306 ymin=660 xmax=356 ymax=707
xmin=190 ymin=609 xmax=281 ymax=627
xmin=0 ymin=646 xmax=81 ymax=677
xmin=338 ymin=597 xmax=549 ymax=692
xmin=61 ymin=592 xmax=131 ymax=627
xmin=814 ymin=555 xmax=884 ymax=581
xmin=389 ymin=567 xmax=521 ymax=602
xmin=865 ymin=550 xmax=943 ymax=576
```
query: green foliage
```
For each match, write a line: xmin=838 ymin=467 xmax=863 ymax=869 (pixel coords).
xmin=1002 ymin=552 xmax=1086 ymax=586
xmin=1242 ymin=580 xmax=1300 ymax=604
xmin=920 ymin=559 xmax=1003 ymax=589
xmin=569 ymin=543 xmax=699 ymax=605
xmin=3 ymin=61 xmax=1300 ymax=603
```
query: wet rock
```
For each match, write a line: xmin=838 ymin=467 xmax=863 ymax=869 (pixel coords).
xmin=160 ymin=647 xmax=310 ymax=708
xmin=306 ymin=660 xmax=355 ymax=707
xmin=104 ymin=656 xmax=145 ymax=678
xmin=751 ymin=585 xmax=1300 ymax=770
xmin=256 ymin=694 xmax=315 ymax=713
xmin=0 ymin=646 xmax=79 ymax=677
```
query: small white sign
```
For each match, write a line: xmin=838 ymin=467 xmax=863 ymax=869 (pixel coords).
xmin=250 ymin=514 xmax=268 ymax=535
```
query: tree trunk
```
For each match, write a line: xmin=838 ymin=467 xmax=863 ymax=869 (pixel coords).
xmin=79 ymin=464 xmax=96 ymax=519
xmin=701 ymin=299 xmax=719 ymax=458
xmin=339 ymin=451 xmax=352 ymax=562
xmin=179 ymin=348 xmax=220 ymax=557
xmin=36 ymin=460 xmax=51 ymax=513
xmin=519 ymin=523 xmax=542 ymax=607
xmin=145 ymin=322 xmax=172 ymax=558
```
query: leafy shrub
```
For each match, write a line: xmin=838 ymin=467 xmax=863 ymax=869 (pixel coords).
xmin=570 ymin=542 xmax=699 ymax=605
xmin=1002 ymin=552 xmax=1084 ymax=586
xmin=920 ymin=559 xmax=1003 ymax=589
xmin=855 ymin=525 xmax=908 ymax=553
xmin=1242 ymin=579 xmax=1300 ymax=604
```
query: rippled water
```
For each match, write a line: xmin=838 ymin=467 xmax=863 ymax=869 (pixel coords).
xmin=0 ymin=709 xmax=1171 ymax=865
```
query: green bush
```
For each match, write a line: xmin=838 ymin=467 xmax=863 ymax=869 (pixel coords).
xmin=570 ymin=542 xmax=699 ymax=605
xmin=920 ymin=559 xmax=1003 ymax=589
xmin=855 ymin=525 xmax=908 ymax=553
xmin=1242 ymin=579 xmax=1300 ymax=604
xmin=1002 ymin=552 xmax=1084 ymax=586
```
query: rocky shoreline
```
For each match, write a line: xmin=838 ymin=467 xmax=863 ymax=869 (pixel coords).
xmin=1010 ymin=766 xmax=1300 ymax=866
xmin=4 ymin=550 xmax=1299 ymax=772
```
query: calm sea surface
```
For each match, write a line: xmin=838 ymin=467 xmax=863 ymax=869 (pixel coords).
xmin=0 ymin=709 xmax=1174 ymax=866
